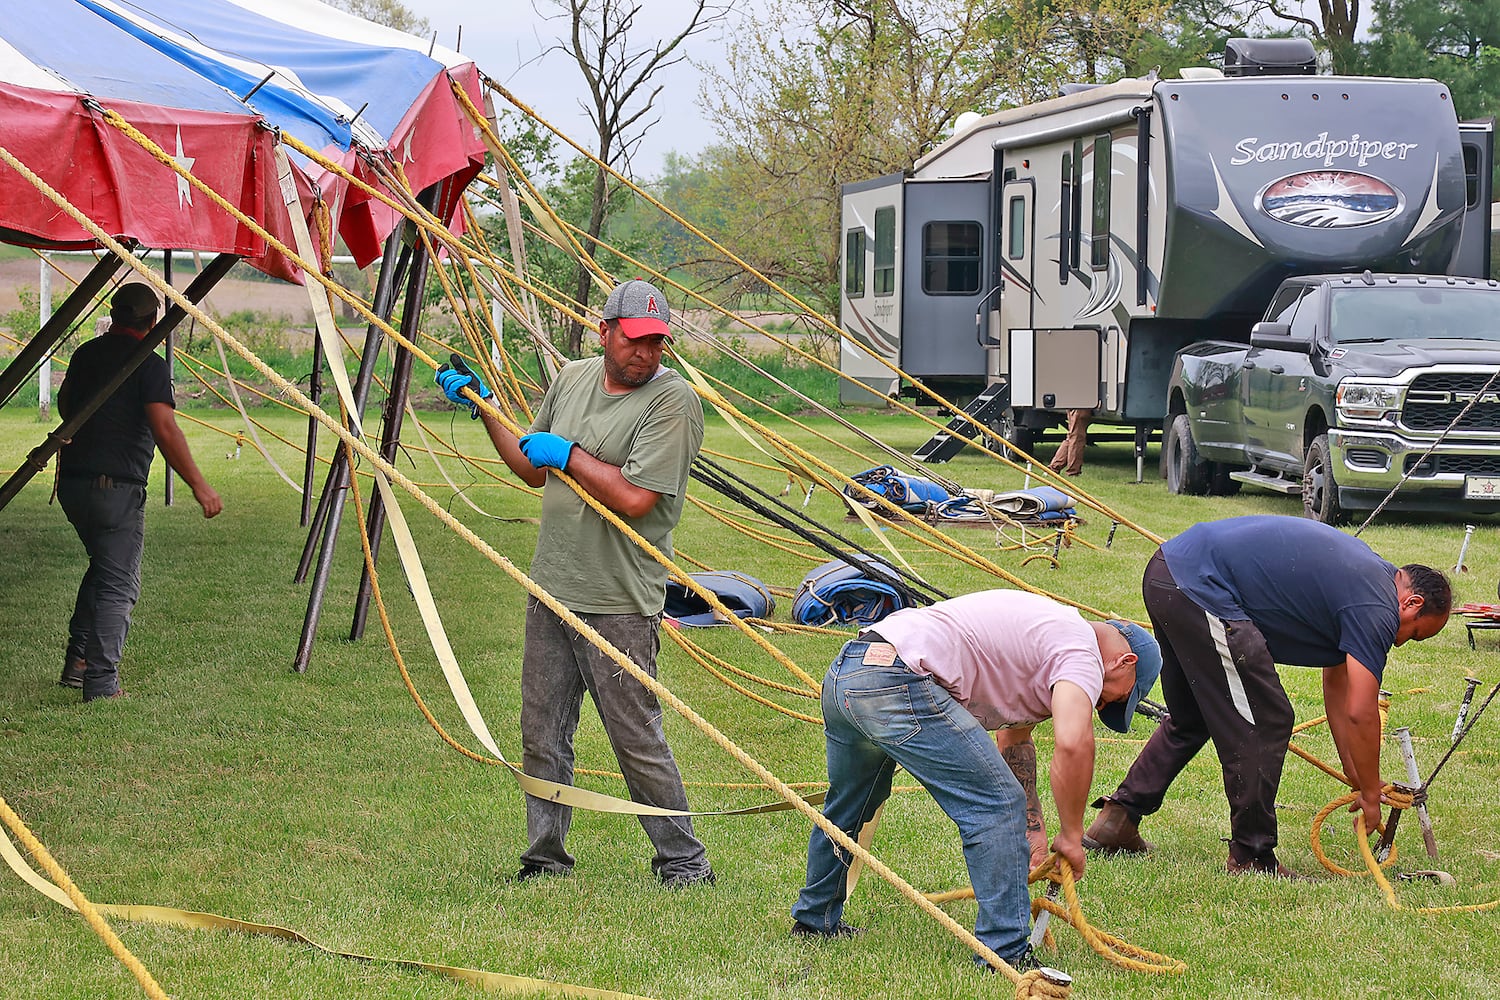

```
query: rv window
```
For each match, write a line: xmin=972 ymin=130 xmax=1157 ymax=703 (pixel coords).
xmin=1007 ymin=200 xmax=1026 ymax=260
xmin=1059 ymin=153 xmax=1072 ymax=284
xmin=1091 ymin=132 xmax=1111 ymax=269
xmin=845 ymin=229 xmax=866 ymax=298
xmin=923 ymin=221 xmax=983 ymax=295
xmin=1071 ymin=139 xmax=1083 ymax=270
xmin=874 ymin=206 xmax=896 ymax=296
xmin=1464 ymin=142 xmax=1482 ymax=208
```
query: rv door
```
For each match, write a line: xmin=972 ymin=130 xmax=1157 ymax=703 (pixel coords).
xmin=997 ymin=179 xmax=1036 ymax=336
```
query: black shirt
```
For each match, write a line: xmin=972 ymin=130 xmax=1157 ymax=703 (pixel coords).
xmin=58 ymin=331 xmax=174 ymax=485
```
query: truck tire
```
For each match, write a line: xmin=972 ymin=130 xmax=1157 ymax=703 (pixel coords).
xmin=1302 ymin=433 xmax=1344 ymax=524
xmin=1209 ymin=466 xmax=1242 ymax=496
xmin=993 ymin=408 xmax=1035 ymax=456
xmin=1165 ymin=414 xmax=1211 ymax=495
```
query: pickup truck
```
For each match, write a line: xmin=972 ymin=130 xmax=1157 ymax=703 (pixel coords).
xmin=1165 ymin=272 xmax=1500 ymax=523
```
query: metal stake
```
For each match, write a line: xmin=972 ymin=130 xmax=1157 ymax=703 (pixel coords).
xmin=1454 ymin=523 xmax=1476 ymax=573
xmin=1452 ymin=676 xmax=1481 ymax=745
xmin=1394 ymin=727 xmax=1439 ymax=860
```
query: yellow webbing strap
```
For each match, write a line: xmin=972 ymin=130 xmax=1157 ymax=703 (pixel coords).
xmin=279 ymin=157 xmax=810 ymax=820
xmin=0 ymin=800 xmax=653 ymax=1000
xmin=1 ymin=133 xmax=1067 ymax=985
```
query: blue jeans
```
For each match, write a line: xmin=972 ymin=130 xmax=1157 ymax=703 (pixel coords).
xmin=518 ymin=598 xmax=710 ymax=881
xmin=58 ymin=477 xmax=145 ymax=701
xmin=791 ymin=641 xmax=1031 ymax=961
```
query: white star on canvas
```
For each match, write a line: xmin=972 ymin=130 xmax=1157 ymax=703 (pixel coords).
xmin=172 ymin=128 xmax=195 ymax=209
xmin=402 ymin=127 xmax=415 ymax=164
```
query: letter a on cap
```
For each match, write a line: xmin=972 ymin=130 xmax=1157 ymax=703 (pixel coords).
xmin=603 ymin=278 xmax=672 ymax=339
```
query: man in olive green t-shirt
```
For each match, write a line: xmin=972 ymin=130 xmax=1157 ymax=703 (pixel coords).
xmin=436 ymin=279 xmax=711 ymax=887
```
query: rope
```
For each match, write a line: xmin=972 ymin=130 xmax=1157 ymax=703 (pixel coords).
xmin=927 ymin=857 xmax=1185 ymax=977
xmin=0 ymin=796 xmax=172 ymax=1000
xmin=467 ymin=77 xmax=1161 ymax=551
xmin=90 ymin=109 xmax=825 ymax=697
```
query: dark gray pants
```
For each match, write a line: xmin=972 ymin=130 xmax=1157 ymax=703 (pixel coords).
xmin=1108 ymin=550 xmax=1295 ymax=865
xmin=58 ymin=477 xmax=145 ymax=701
xmin=518 ymin=598 xmax=709 ymax=880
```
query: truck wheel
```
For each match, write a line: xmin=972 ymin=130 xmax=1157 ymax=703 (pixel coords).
xmin=1209 ymin=466 xmax=1242 ymax=496
xmin=1302 ymin=433 xmax=1344 ymax=524
xmin=1165 ymin=414 xmax=1210 ymax=495
xmin=993 ymin=409 xmax=1035 ymax=456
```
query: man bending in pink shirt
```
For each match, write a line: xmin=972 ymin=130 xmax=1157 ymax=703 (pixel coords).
xmin=789 ymin=590 xmax=1160 ymax=972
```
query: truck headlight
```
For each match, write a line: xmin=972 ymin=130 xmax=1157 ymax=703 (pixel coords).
xmin=1336 ymin=381 xmax=1404 ymax=421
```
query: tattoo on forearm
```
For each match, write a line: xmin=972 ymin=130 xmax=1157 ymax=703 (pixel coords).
xmin=1001 ymin=743 xmax=1045 ymax=835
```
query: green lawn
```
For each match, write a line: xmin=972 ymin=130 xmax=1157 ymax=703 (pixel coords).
xmin=0 ymin=405 xmax=1495 ymax=1000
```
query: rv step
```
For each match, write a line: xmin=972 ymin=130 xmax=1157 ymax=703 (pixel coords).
xmin=1227 ymin=470 xmax=1303 ymax=495
xmin=911 ymin=382 xmax=1011 ymax=464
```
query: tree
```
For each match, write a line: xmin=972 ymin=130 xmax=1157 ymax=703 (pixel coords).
xmin=690 ymin=0 xmax=1171 ymax=316
xmin=1356 ymin=0 xmax=1500 ymax=119
xmin=324 ymin=0 xmax=431 ymax=36
xmin=541 ymin=0 xmax=732 ymax=355
xmin=1260 ymin=0 xmax=1359 ymax=71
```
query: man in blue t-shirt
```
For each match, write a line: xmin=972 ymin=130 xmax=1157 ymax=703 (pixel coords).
xmin=1081 ymin=515 xmax=1451 ymax=877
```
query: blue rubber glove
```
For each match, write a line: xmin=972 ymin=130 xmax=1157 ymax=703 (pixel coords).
xmin=435 ymin=356 xmax=491 ymax=418
xmin=519 ymin=431 xmax=576 ymax=471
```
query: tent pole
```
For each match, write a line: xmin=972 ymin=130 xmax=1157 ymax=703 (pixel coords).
xmin=299 ymin=331 xmax=324 ymax=526
xmin=162 ymin=250 xmax=174 ymax=507
xmin=0 ymin=254 xmax=125 ymax=409
xmin=349 ymin=184 xmax=443 ymax=640
xmin=0 ymin=253 xmax=239 ymax=515
xmin=290 ymin=230 xmax=415 ymax=673
xmin=292 ymin=230 xmax=410 ymax=581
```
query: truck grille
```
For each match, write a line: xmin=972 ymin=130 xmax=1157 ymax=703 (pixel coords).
xmin=1401 ymin=373 xmax=1500 ymax=431
xmin=1403 ymin=454 xmax=1500 ymax=477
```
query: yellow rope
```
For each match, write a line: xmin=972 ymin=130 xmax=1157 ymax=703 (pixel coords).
xmin=928 ymin=857 xmax=1185 ymax=977
xmin=464 ymin=78 xmax=1161 ymax=560
xmin=0 ymin=797 xmax=172 ymax=1000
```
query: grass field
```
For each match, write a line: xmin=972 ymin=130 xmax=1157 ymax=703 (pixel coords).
xmin=0 ymin=402 xmax=1496 ymax=1000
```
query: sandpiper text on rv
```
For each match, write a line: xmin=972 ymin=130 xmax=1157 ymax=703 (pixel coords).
xmin=1231 ymin=134 xmax=1419 ymax=168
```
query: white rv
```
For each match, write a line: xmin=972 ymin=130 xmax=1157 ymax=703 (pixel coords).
xmin=838 ymin=38 xmax=1494 ymax=454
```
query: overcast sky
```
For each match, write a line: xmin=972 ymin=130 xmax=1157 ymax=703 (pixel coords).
xmin=406 ymin=0 xmax=741 ymax=177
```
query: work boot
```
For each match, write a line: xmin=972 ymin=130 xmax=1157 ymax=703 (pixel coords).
xmin=1226 ymin=854 xmax=1312 ymax=881
xmin=1082 ymin=800 xmax=1153 ymax=855
xmin=58 ymin=658 xmax=85 ymax=689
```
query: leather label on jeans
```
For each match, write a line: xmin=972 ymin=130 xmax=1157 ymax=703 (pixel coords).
xmin=863 ymin=642 xmax=898 ymax=666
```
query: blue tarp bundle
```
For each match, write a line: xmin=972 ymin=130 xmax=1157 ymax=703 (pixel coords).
xmin=934 ymin=486 xmax=1078 ymax=522
xmin=791 ymin=556 xmax=909 ymax=628
xmin=843 ymin=466 xmax=950 ymax=513
xmin=665 ymin=571 xmax=775 ymax=627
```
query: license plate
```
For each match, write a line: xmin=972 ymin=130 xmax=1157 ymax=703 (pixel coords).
xmin=1464 ymin=475 xmax=1500 ymax=499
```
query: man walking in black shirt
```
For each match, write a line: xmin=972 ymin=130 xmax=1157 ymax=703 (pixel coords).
xmin=56 ymin=282 xmax=221 ymax=701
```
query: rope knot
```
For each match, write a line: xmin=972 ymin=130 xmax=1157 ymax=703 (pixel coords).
xmin=1382 ymin=785 xmax=1416 ymax=811
xmin=1014 ymin=969 xmax=1071 ymax=999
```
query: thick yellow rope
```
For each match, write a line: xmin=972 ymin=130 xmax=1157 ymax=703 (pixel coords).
xmin=0 ymin=797 xmax=172 ymax=1000
xmin=473 ymin=79 xmax=1160 ymax=547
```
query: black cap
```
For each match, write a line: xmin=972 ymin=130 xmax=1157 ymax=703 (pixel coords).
xmin=110 ymin=283 xmax=160 ymax=327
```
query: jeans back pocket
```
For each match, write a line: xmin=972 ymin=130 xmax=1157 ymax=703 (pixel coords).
xmin=841 ymin=683 xmax=923 ymax=746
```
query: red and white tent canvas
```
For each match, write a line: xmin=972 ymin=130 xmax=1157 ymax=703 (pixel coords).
xmin=0 ymin=0 xmax=486 ymax=279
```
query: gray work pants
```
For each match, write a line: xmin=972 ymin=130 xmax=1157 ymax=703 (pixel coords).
xmin=518 ymin=597 xmax=710 ymax=880
xmin=58 ymin=477 xmax=145 ymax=701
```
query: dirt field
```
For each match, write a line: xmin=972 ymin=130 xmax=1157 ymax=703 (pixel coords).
xmin=0 ymin=254 xmax=317 ymax=326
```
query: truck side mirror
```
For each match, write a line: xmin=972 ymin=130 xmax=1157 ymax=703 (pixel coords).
xmin=1250 ymin=321 xmax=1311 ymax=353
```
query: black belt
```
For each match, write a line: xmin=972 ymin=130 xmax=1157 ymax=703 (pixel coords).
xmin=60 ymin=472 xmax=147 ymax=488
